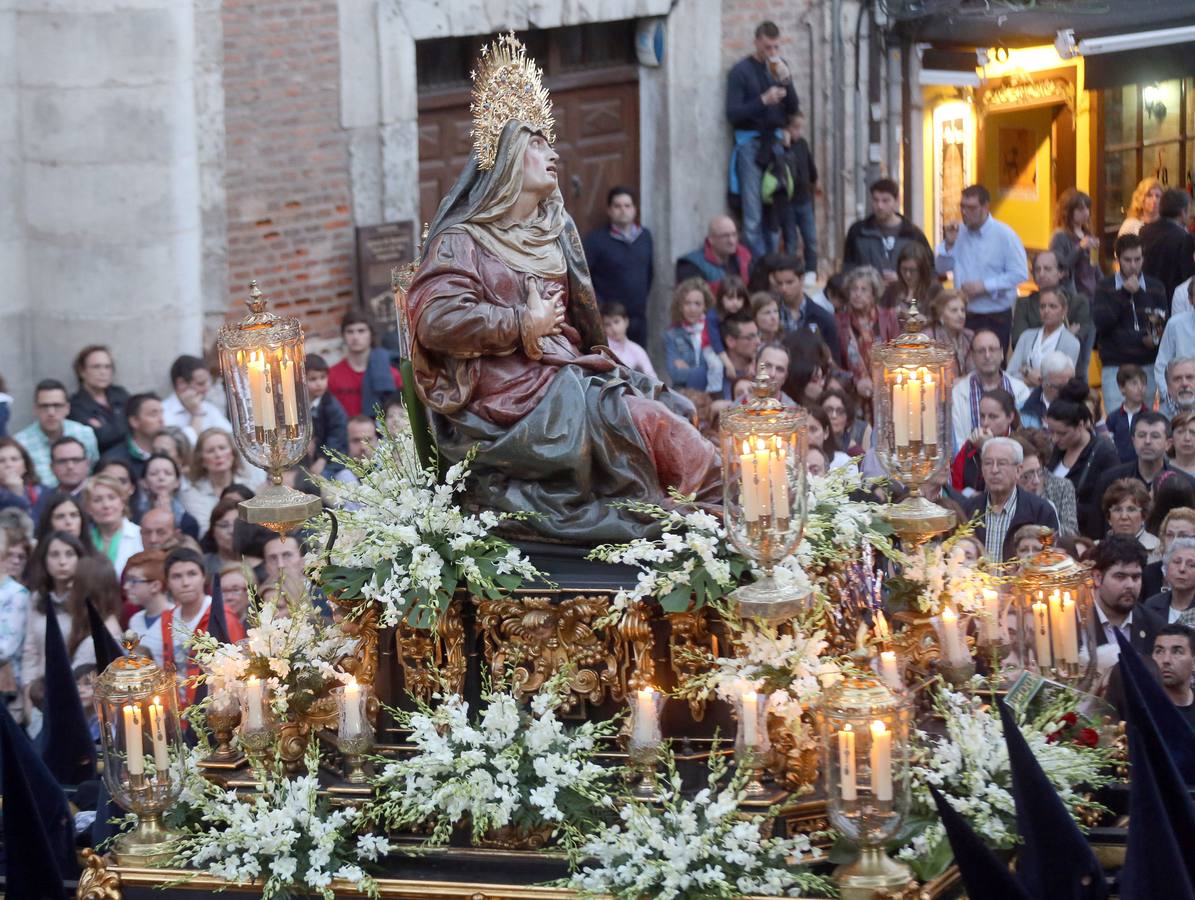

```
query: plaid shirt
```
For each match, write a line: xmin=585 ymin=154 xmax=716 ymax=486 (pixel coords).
xmin=13 ymin=420 xmax=98 ymax=487
xmin=983 ymin=490 xmax=1018 ymax=562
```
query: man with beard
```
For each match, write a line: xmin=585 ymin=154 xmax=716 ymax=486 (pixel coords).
xmin=1089 ymin=535 xmax=1164 ymax=668
xmin=1155 ymin=310 xmax=1195 ymax=409
xmin=1151 ymin=625 xmax=1195 ymax=730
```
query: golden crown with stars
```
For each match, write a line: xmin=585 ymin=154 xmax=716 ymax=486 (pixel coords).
xmin=470 ymin=32 xmax=556 ymax=171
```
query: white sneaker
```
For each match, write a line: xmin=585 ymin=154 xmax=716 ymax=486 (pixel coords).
xmin=804 ymin=271 xmax=817 ymax=287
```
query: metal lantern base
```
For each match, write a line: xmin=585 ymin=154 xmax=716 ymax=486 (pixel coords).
xmin=731 ymin=574 xmax=811 ymax=622
xmin=834 ymin=845 xmax=915 ymax=900
xmin=238 ymin=481 xmax=322 ymax=533
xmin=113 ymin=811 xmax=182 ymax=867
xmin=884 ymin=493 xmax=956 ymax=550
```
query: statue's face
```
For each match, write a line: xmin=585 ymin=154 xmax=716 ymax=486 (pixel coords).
xmin=521 ymin=133 xmax=559 ymax=198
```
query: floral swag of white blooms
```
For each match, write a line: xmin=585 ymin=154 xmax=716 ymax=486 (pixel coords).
xmin=364 ymin=670 xmax=621 ymax=849
xmin=589 ymin=467 xmax=894 ymax=627
xmin=564 ymin=746 xmax=834 ymax=899
xmin=894 ymin=688 xmax=1113 ymax=881
xmin=189 ymin=588 xmax=356 ymax=718
xmin=307 ymin=420 xmax=548 ymax=630
xmin=163 ymin=742 xmax=390 ymax=900
xmin=884 ymin=519 xmax=996 ymax=617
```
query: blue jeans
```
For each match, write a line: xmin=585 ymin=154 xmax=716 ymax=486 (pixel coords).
xmin=734 ymin=138 xmax=767 ymax=259
xmin=781 ymin=199 xmax=818 ymax=274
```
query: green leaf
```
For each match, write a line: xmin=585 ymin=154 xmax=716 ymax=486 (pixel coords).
xmin=660 ymin=583 xmax=695 ymax=612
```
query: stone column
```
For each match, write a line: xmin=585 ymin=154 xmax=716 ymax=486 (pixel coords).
xmin=18 ymin=0 xmax=204 ymax=398
xmin=0 ymin=0 xmax=30 ymax=423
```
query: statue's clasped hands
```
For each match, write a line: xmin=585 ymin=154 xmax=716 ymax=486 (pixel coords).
xmin=521 ymin=278 xmax=566 ymax=359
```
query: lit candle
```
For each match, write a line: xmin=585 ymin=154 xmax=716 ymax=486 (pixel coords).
xmin=1031 ymin=598 xmax=1053 ymax=668
xmin=148 ymin=696 xmax=170 ymax=773
xmin=632 ymin=687 xmax=660 ymax=745
xmin=739 ymin=440 xmax=759 ymax=522
xmin=940 ymin=606 xmax=963 ymax=665
xmin=907 ymin=373 xmax=923 ymax=443
xmin=982 ymin=588 xmax=1001 ymax=641
xmin=880 ymin=650 xmax=901 ymax=691
xmin=123 ymin=704 xmax=144 ymax=776
xmin=279 ymin=355 xmax=299 ymax=427
xmin=893 ymin=373 xmax=909 ymax=448
xmin=343 ymin=676 xmax=362 ymax=737
xmin=247 ymin=352 xmax=276 ymax=431
xmin=753 ymin=437 xmax=773 ymax=519
xmin=1058 ymin=592 xmax=1080 ymax=665
xmin=741 ymin=690 xmax=759 ymax=747
xmin=922 ymin=370 xmax=938 ymax=446
xmin=245 ymin=676 xmax=264 ymax=730
xmin=768 ymin=437 xmax=790 ymax=520
xmin=870 ymin=720 xmax=893 ymax=802
xmin=839 ymin=725 xmax=857 ymax=801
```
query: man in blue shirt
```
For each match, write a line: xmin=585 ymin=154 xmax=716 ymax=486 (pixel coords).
xmin=725 ymin=20 xmax=799 ymax=260
xmin=582 ymin=186 xmax=654 ymax=346
xmin=935 ymin=184 xmax=1028 ymax=351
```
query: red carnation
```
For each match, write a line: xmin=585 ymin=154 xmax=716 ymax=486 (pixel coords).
xmin=1077 ymin=728 xmax=1099 ymax=748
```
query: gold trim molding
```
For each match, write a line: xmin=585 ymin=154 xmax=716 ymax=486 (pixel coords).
xmin=980 ymin=75 xmax=1074 ymax=115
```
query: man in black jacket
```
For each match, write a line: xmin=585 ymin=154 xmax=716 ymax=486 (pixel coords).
xmin=582 ymin=186 xmax=653 ymax=346
xmin=1093 ymin=233 xmax=1168 ymax=411
xmin=961 ymin=436 xmax=1059 ymax=563
xmin=1089 ymin=535 xmax=1164 ymax=658
xmin=305 ymin=354 xmax=348 ymax=476
xmin=1091 ymin=412 xmax=1195 ymax=534
xmin=842 ymin=178 xmax=930 ymax=284
xmin=1141 ymin=188 xmax=1195 ymax=303
xmin=726 ymin=20 xmax=799 ymax=259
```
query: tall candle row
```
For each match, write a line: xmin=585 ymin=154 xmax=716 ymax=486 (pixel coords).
xmin=891 ymin=367 xmax=938 ymax=449
xmin=837 ymin=720 xmax=892 ymax=802
xmin=244 ymin=348 xmax=301 ymax=433
xmin=122 ymin=696 xmax=171 ymax=777
xmin=738 ymin=435 xmax=791 ymax=523
xmin=1031 ymin=589 xmax=1079 ymax=668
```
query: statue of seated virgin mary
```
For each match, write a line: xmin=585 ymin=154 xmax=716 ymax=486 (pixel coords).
xmin=406 ymin=34 xmax=719 ymax=544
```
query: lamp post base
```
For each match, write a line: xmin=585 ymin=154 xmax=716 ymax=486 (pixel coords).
xmin=834 ymin=845 xmax=915 ymax=900
xmin=113 ymin=811 xmax=181 ymax=867
xmin=731 ymin=574 xmax=811 ymax=622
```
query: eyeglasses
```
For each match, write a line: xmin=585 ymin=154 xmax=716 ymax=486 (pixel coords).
xmin=824 ymin=406 xmax=847 ymax=418
xmin=981 ymin=458 xmax=1018 ymax=470
xmin=37 ymin=402 xmax=68 ymax=411
xmin=1019 ymin=468 xmax=1044 ymax=483
xmin=52 ymin=456 xmax=87 ymax=466
xmin=125 ymin=576 xmax=150 ymax=586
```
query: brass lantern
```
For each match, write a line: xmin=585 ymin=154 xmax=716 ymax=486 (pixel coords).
xmin=217 ymin=281 xmax=322 ymax=532
xmin=719 ymin=365 xmax=809 ymax=620
xmin=871 ymin=300 xmax=956 ymax=549
xmin=94 ymin=634 xmax=185 ymax=865
xmin=1011 ymin=528 xmax=1100 ymax=692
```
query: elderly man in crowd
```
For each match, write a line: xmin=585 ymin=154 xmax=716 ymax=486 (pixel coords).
xmin=1154 ymin=289 xmax=1195 ymax=409
xmin=1018 ymin=351 xmax=1074 ymax=429
xmin=676 ymin=215 xmax=753 ymax=293
xmin=950 ymin=330 xmax=1030 ymax=452
xmin=961 ymin=436 xmax=1059 ymax=562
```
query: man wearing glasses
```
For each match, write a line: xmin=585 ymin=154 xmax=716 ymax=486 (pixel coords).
xmin=13 ymin=379 xmax=98 ymax=486
xmin=961 ymin=436 xmax=1058 ymax=562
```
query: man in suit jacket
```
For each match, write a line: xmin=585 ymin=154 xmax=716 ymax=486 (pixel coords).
xmin=961 ymin=436 xmax=1059 ymax=563
xmin=1090 ymin=534 xmax=1166 ymax=657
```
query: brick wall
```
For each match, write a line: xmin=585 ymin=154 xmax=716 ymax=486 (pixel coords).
xmin=221 ymin=0 xmax=354 ymax=340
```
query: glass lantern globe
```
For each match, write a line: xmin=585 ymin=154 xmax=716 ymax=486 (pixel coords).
xmin=94 ymin=633 xmax=185 ymax=865
xmin=870 ymin=299 xmax=956 ymax=548
xmin=1010 ymin=528 xmax=1100 ymax=692
xmin=217 ymin=281 xmax=322 ymax=532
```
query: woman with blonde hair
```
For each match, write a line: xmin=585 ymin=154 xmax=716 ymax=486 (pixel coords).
xmin=928 ymin=290 xmax=974 ymax=378
xmin=1049 ymin=188 xmax=1101 ymax=301
xmin=85 ymin=473 xmax=143 ymax=578
xmin=180 ymin=428 xmax=262 ymax=537
xmin=1118 ymin=177 xmax=1163 ymax=237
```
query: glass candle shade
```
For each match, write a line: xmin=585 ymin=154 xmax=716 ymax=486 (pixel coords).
xmin=817 ymin=675 xmax=912 ymax=847
xmin=719 ymin=369 xmax=809 ymax=619
xmin=94 ymin=634 xmax=186 ymax=864
xmin=337 ymin=677 xmax=372 ymax=742
xmin=1010 ymin=529 xmax=1100 ymax=691
xmin=217 ymin=281 xmax=321 ymax=532
xmin=238 ymin=675 xmax=276 ymax=753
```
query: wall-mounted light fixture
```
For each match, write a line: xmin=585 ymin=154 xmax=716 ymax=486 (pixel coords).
xmin=1143 ymin=84 xmax=1167 ymax=123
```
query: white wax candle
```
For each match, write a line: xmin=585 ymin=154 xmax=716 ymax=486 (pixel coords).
xmin=907 ymin=374 xmax=923 ymax=443
xmin=941 ymin=606 xmax=963 ymax=665
xmin=148 ymin=696 xmax=170 ymax=773
xmin=768 ymin=440 xmax=789 ymax=520
xmin=632 ymin=687 xmax=660 ymax=745
xmin=1032 ymin=600 xmax=1053 ymax=668
xmin=982 ymin=589 xmax=1001 ymax=640
xmin=343 ymin=677 xmax=362 ymax=736
xmin=245 ymin=676 xmax=264 ymax=730
xmin=922 ymin=371 xmax=938 ymax=446
xmin=1059 ymin=594 xmax=1080 ymax=665
xmin=279 ymin=356 xmax=299 ymax=427
xmin=880 ymin=651 xmax=901 ymax=691
xmin=753 ymin=439 xmax=773 ymax=519
xmin=741 ymin=690 xmax=759 ymax=747
xmin=839 ymin=725 xmax=857 ymax=801
xmin=124 ymin=704 xmax=144 ymax=776
xmin=893 ymin=375 xmax=909 ymax=448
xmin=739 ymin=442 xmax=760 ymax=522
xmin=870 ymin=720 xmax=893 ymax=802
xmin=247 ymin=352 xmax=265 ymax=424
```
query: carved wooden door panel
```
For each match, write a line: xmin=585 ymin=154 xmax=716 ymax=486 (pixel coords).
xmin=418 ymin=78 xmax=640 ymax=235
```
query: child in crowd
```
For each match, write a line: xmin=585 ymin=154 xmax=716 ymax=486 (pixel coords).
xmin=305 ymin=353 xmax=348 ymax=475
xmin=602 ymin=302 xmax=656 ymax=379
xmin=707 ymin=276 xmax=750 ymax=378
xmin=1105 ymin=363 xmax=1146 ymax=464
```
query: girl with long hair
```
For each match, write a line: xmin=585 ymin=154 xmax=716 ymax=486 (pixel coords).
xmin=19 ymin=531 xmax=87 ymax=723
xmin=879 ymin=241 xmax=941 ymax=315
xmin=0 ymin=437 xmax=42 ymax=515
xmin=1118 ymin=177 xmax=1163 ymax=237
xmin=1049 ymin=188 xmax=1100 ymax=301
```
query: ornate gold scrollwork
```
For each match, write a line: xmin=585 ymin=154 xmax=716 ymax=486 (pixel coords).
xmin=390 ymin=600 xmax=467 ymax=703
xmin=666 ymin=607 xmax=717 ymax=720
xmin=616 ymin=600 xmax=655 ymax=697
xmin=77 ymin=849 xmax=122 ymax=900
xmin=336 ymin=598 xmax=380 ymax=689
xmin=478 ymin=595 xmax=618 ymax=708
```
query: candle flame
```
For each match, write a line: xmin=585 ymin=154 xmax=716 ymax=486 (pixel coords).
xmin=941 ymin=605 xmax=957 ymax=623
xmin=870 ymin=720 xmax=888 ymax=737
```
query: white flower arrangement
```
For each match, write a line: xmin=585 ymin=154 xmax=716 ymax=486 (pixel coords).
xmin=565 ymin=748 xmax=833 ymax=899
xmin=787 ymin=467 xmax=894 ymax=579
xmin=166 ymin=743 xmax=389 ymax=900
xmin=189 ymin=590 xmax=355 ymax=718
xmin=897 ymin=689 xmax=1112 ymax=880
xmin=366 ymin=673 xmax=620 ymax=848
xmin=308 ymin=422 xmax=547 ymax=629
xmin=886 ymin=526 xmax=996 ymax=617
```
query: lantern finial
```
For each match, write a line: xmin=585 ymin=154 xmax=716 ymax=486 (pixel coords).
xmin=246 ymin=280 xmax=268 ymax=315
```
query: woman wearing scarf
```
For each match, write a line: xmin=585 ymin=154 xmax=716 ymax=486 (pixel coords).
xmin=406 ymin=36 xmax=718 ymax=543
xmin=835 ymin=265 xmax=900 ymax=416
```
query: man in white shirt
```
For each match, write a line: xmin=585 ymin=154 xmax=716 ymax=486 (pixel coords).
xmin=162 ymin=355 xmax=232 ymax=444
xmin=950 ymin=330 xmax=1029 ymax=452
